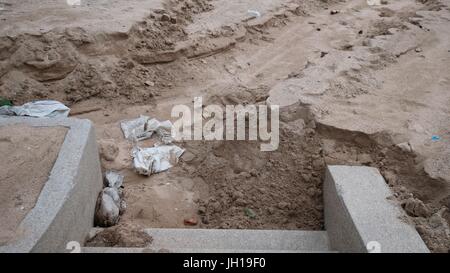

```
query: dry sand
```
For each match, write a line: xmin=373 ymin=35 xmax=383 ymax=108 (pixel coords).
xmin=0 ymin=125 xmax=67 ymax=245
xmin=1 ymin=0 xmax=450 ymax=252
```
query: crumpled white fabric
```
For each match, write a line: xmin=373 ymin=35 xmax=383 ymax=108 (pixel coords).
xmin=0 ymin=100 xmax=70 ymax=118
xmin=132 ymin=145 xmax=184 ymax=176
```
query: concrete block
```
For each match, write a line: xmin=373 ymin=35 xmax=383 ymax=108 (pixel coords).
xmin=0 ymin=117 xmax=103 ymax=253
xmin=324 ymin=165 xmax=429 ymax=253
xmin=144 ymin=229 xmax=331 ymax=252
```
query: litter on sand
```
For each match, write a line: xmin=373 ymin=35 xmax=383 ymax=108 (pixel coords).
xmin=431 ymin=135 xmax=441 ymax=142
xmin=367 ymin=0 xmax=381 ymax=6
xmin=0 ymin=100 xmax=70 ymax=118
xmin=95 ymin=170 xmax=126 ymax=227
xmin=120 ymin=115 xmax=153 ymax=141
xmin=104 ymin=171 xmax=124 ymax=189
xmin=247 ymin=9 xmax=261 ymax=18
xmin=132 ymin=145 xmax=185 ymax=176
xmin=120 ymin=115 xmax=174 ymax=144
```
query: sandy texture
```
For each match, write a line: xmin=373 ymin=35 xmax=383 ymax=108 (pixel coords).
xmin=1 ymin=0 xmax=450 ymax=252
xmin=0 ymin=125 xmax=67 ymax=245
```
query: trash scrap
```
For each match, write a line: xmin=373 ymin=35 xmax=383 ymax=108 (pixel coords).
xmin=120 ymin=115 xmax=153 ymax=141
xmin=0 ymin=98 xmax=12 ymax=107
xmin=95 ymin=170 xmax=126 ymax=227
xmin=120 ymin=115 xmax=174 ymax=144
xmin=95 ymin=189 xmax=120 ymax=227
xmin=183 ymin=217 xmax=198 ymax=226
xmin=431 ymin=135 xmax=441 ymax=142
xmin=367 ymin=0 xmax=381 ymax=6
xmin=132 ymin=145 xmax=184 ymax=176
xmin=0 ymin=100 xmax=70 ymax=118
xmin=104 ymin=170 xmax=124 ymax=189
xmin=247 ymin=9 xmax=261 ymax=18
xmin=67 ymin=0 xmax=82 ymax=6
xmin=244 ymin=207 xmax=257 ymax=219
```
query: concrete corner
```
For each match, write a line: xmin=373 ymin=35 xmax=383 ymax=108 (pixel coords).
xmin=0 ymin=117 xmax=103 ymax=253
xmin=324 ymin=165 xmax=429 ymax=253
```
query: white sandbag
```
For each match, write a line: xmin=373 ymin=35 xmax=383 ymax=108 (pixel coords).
xmin=0 ymin=100 xmax=70 ymax=118
xmin=132 ymin=145 xmax=184 ymax=176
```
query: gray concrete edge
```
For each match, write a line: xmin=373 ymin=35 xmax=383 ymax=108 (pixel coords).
xmin=0 ymin=117 xmax=103 ymax=253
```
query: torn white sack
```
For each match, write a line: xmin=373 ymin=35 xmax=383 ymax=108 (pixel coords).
xmin=0 ymin=100 xmax=70 ymax=118
xmin=120 ymin=115 xmax=153 ymax=141
xmin=104 ymin=170 xmax=124 ymax=189
xmin=120 ymin=116 xmax=174 ymax=144
xmin=132 ymin=145 xmax=185 ymax=176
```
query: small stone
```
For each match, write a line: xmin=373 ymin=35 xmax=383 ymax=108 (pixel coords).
xmin=160 ymin=14 xmax=170 ymax=22
xmin=330 ymin=10 xmax=340 ymax=15
xmin=144 ymin=80 xmax=155 ymax=87
xmin=277 ymin=201 xmax=290 ymax=210
xmin=198 ymin=206 xmax=206 ymax=214
xmin=181 ymin=151 xmax=195 ymax=162
xmin=396 ymin=142 xmax=412 ymax=153
xmin=415 ymin=47 xmax=422 ymax=53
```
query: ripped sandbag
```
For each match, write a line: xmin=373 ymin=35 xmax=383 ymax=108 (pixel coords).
xmin=146 ymin=118 xmax=174 ymax=144
xmin=120 ymin=115 xmax=153 ymax=141
xmin=132 ymin=145 xmax=184 ymax=176
xmin=95 ymin=171 xmax=126 ymax=227
xmin=120 ymin=115 xmax=174 ymax=144
xmin=95 ymin=190 xmax=120 ymax=227
xmin=0 ymin=100 xmax=70 ymax=118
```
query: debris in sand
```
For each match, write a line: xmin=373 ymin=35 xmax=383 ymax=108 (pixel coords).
xmin=146 ymin=118 xmax=174 ymax=144
xmin=132 ymin=145 xmax=184 ymax=176
xmin=247 ymin=10 xmax=261 ymax=18
xmin=330 ymin=10 xmax=340 ymax=15
xmin=183 ymin=218 xmax=198 ymax=226
xmin=95 ymin=190 xmax=120 ymax=227
xmin=120 ymin=116 xmax=174 ymax=144
xmin=120 ymin=115 xmax=153 ymax=141
xmin=431 ymin=135 xmax=441 ymax=142
xmin=396 ymin=142 xmax=413 ymax=153
xmin=144 ymin=80 xmax=155 ymax=87
xmin=104 ymin=170 xmax=124 ymax=189
xmin=367 ymin=0 xmax=381 ymax=6
xmin=66 ymin=0 xmax=81 ymax=6
xmin=95 ymin=171 xmax=126 ymax=227
xmin=244 ymin=208 xmax=257 ymax=219
xmin=0 ymin=100 xmax=70 ymax=118
xmin=0 ymin=98 xmax=12 ymax=107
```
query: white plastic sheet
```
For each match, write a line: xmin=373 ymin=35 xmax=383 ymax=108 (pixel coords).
xmin=0 ymin=100 xmax=70 ymax=118
xmin=132 ymin=145 xmax=185 ymax=176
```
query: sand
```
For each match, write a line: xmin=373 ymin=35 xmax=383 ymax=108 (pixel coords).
xmin=1 ymin=0 xmax=450 ymax=252
xmin=0 ymin=125 xmax=67 ymax=245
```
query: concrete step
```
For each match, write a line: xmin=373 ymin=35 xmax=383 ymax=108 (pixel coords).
xmin=144 ymin=229 xmax=331 ymax=252
xmin=82 ymin=228 xmax=332 ymax=253
xmin=82 ymin=247 xmax=336 ymax=253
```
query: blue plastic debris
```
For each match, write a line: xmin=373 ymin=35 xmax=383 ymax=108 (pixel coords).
xmin=431 ymin=135 xmax=441 ymax=142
